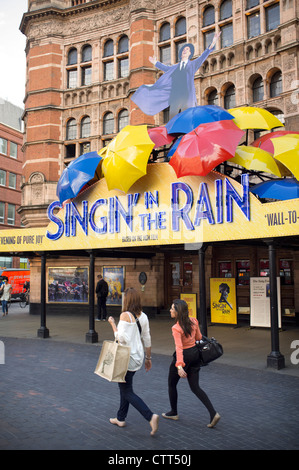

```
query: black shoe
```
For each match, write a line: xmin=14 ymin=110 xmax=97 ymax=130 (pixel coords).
xmin=162 ymin=411 xmax=179 ymax=420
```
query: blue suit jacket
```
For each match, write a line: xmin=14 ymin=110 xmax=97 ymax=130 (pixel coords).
xmin=131 ymin=47 xmax=214 ymax=116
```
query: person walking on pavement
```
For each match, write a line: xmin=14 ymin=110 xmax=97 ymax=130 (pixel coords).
xmin=95 ymin=274 xmax=108 ymax=321
xmin=108 ymin=287 xmax=159 ymax=436
xmin=162 ymin=299 xmax=220 ymax=428
xmin=0 ymin=278 xmax=12 ymax=316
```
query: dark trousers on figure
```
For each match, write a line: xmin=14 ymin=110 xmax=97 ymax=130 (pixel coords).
xmin=168 ymin=346 xmax=216 ymax=420
xmin=117 ymin=370 xmax=153 ymax=422
xmin=97 ymin=296 xmax=107 ymax=320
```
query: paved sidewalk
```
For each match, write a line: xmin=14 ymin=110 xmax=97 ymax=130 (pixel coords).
xmin=1 ymin=303 xmax=299 ymax=375
xmin=0 ymin=305 xmax=299 ymax=451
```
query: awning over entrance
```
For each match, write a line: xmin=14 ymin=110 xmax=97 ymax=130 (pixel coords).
xmin=1 ymin=164 xmax=299 ymax=253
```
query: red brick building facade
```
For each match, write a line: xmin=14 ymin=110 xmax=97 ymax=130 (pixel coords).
xmin=20 ymin=0 xmax=299 ymax=228
xmin=19 ymin=0 xmax=299 ymax=320
xmin=0 ymin=101 xmax=24 ymax=230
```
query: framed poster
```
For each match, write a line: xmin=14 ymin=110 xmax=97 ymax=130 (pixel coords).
xmin=250 ymin=277 xmax=281 ymax=328
xmin=48 ymin=266 xmax=88 ymax=303
xmin=180 ymin=293 xmax=197 ymax=318
xmin=210 ymin=278 xmax=237 ymax=324
xmin=103 ymin=266 xmax=125 ymax=305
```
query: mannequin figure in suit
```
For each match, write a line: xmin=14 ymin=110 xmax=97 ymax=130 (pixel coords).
xmin=131 ymin=32 xmax=221 ymax=119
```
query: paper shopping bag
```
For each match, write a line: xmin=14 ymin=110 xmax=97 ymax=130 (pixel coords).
xmin=94 ymin=340 xmax=130 ymax=382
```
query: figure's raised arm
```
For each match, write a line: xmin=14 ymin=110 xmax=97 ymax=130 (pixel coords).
xmin=208 ymin=31 xmax=222 ymax=50
xmin=149 ymin=56 xmax=157 ymax=65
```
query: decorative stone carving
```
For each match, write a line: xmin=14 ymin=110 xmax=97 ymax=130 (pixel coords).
xmin=29 ymin=172 xmax=45 ymax=184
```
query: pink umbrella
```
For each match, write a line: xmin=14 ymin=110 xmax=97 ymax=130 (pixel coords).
xmin=251 ymin=131 xmax=298 ymax=154
xmin=169 ymin=120 xmax=245 ymax=177
xmin=148 ymin=126 xmax=175 ymax=149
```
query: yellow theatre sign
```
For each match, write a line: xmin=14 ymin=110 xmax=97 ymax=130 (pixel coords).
xmin=1 ymin=163 xmax=299 ymax=253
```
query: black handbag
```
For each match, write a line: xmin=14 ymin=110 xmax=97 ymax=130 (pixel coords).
xmin=197 ymin=335 xmax=223 ymax=365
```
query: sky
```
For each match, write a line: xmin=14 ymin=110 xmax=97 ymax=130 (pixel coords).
xmin=0 ymin=0 xmax=27 ymax=109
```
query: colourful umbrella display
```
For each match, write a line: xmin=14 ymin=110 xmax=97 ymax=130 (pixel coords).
xmin=271 ymin=134 xmax=299 ymax=179
xmin=100 ymin=125 xmax=155 ymax=192
xmin=230 ymin=145 xmax=282 ymax=177
xmin=228 ymin=107 xmax=283 ymax=130
xmin=56 ymin=151 xmax=103 ymax=204
xmin=250 ymin=178 xmax=299 ymax=200
xmin=167 ymin=136 xmax=183 ymax=158
xmin=169 ymin=120 xmax=245 ymax=177
xmin=251 ymin=131 xmax=298 ymax=153
xmin=147 ymin=126 xmax=175 ymax=148
xmin=165 ymin=105 xmax=234 ymax=135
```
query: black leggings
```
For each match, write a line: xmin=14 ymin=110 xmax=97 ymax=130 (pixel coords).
xmin=168 ymin=346 xmax=216 ymax=420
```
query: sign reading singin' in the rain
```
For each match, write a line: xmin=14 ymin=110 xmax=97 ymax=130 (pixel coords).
xmin=0 ymin=163 xmax=299 ymax=253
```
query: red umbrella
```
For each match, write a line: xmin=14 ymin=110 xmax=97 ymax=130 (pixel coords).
xmin=251 ymin=131 xmax=298 ymax=154
xmin=169 ymin=120 xmax=245 ymax=177
xmin=148 ymin=126 xmax=175 ymax=148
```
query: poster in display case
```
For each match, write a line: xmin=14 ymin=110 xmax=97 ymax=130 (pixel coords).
xmin=102 ymin=266 xmax=125 ymax=305
xmin=48 ymin=266 xmax=88 ymax=303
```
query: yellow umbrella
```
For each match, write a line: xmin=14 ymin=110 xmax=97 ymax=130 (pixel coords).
xmin=228 ymin=107 xmax=284 ymax=130
xmin=272 ymin=134 xmax=299 ymax=179
xmin=230 ymin=145 xmax=283 ymax=177
xmin=100 ymin=125 xmax=154 ymax=192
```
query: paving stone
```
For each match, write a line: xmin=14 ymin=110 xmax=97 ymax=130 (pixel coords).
xmin=0 ymin=337 xmax=298 ymax=453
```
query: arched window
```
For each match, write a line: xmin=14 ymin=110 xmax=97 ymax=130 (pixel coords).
xmin=208 ymin=89 xmax=218 ymax=106
xmin=81 ymin=116 xmax=91 ymax=138
xmin=68 ymin=48 xmax=77 ymax=65
xmin=220 ymin=0 xmax=232 ymax=20
xmin=103 ymin=112 xmax=114 ymax=135
xmin=224 ymin=85 xmax=235 ymax=109
xmin=118 ymin=35 xmax=129 ymax=54
xmin=160 ymin=22 xmax=171 ymax=42
xmin=66 ymin=118 xmax=77 ymax=140
xmin=82 ymin=44 xmax=92 ymax=62
xmin=175 ymin=17 xmax=186 ymax=37
xmin=203 ymin=6 xmax=215 ymax=27
xmin=253 ymin=76 xmax=264 ymax=102
xmin=118 ymin=109 xmax=129 ymax=131
xmin=104 ymin=39 xmax=114 ymax=57
xmin=270 ymin=71 xmax=282 ymax=97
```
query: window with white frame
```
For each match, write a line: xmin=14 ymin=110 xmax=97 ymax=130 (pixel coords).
xmin=0 ymin=138 xmax=7 ymax=155
xmin=10 ymin=142 xmax=18 ymax=159
xmin=0 ymin=170 xmax=6 ymax=186
xmin=7 ymin=204 xmax=15 ymax=225
xmin=0 ymin=202 xmax=4 ymax=224
xmin=8 ymin=173 xmax=16 ymax=189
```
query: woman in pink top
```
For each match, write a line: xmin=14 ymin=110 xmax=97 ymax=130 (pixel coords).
xmin=162 ymin=299 xmax=220 ymax=428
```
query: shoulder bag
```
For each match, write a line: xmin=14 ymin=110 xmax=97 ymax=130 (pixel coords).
xmin=197 ymin=335 xmax=223 ymax=365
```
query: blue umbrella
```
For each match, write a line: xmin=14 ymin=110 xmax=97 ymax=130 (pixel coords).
xmin=56 ymin=151 xmax=103 ymax=204
xmin=165 ymin=105 xmax=234 ymax=135
xmin=250 ymin=178 xmax=299 ymax=200
xmin=167 ymin=136 xmax=183 ymax=158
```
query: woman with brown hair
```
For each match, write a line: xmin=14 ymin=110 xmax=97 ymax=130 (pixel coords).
xmin=162 ymin=299 xmax=220 ymax=428
xmin=108 ymin=287 xmax=159 ymax=435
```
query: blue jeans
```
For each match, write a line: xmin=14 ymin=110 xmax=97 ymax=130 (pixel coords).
xmin=2 ymin=300 xmax=8 ymax=314
xmin=117 ymin=370 xmax=153 ymax=422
